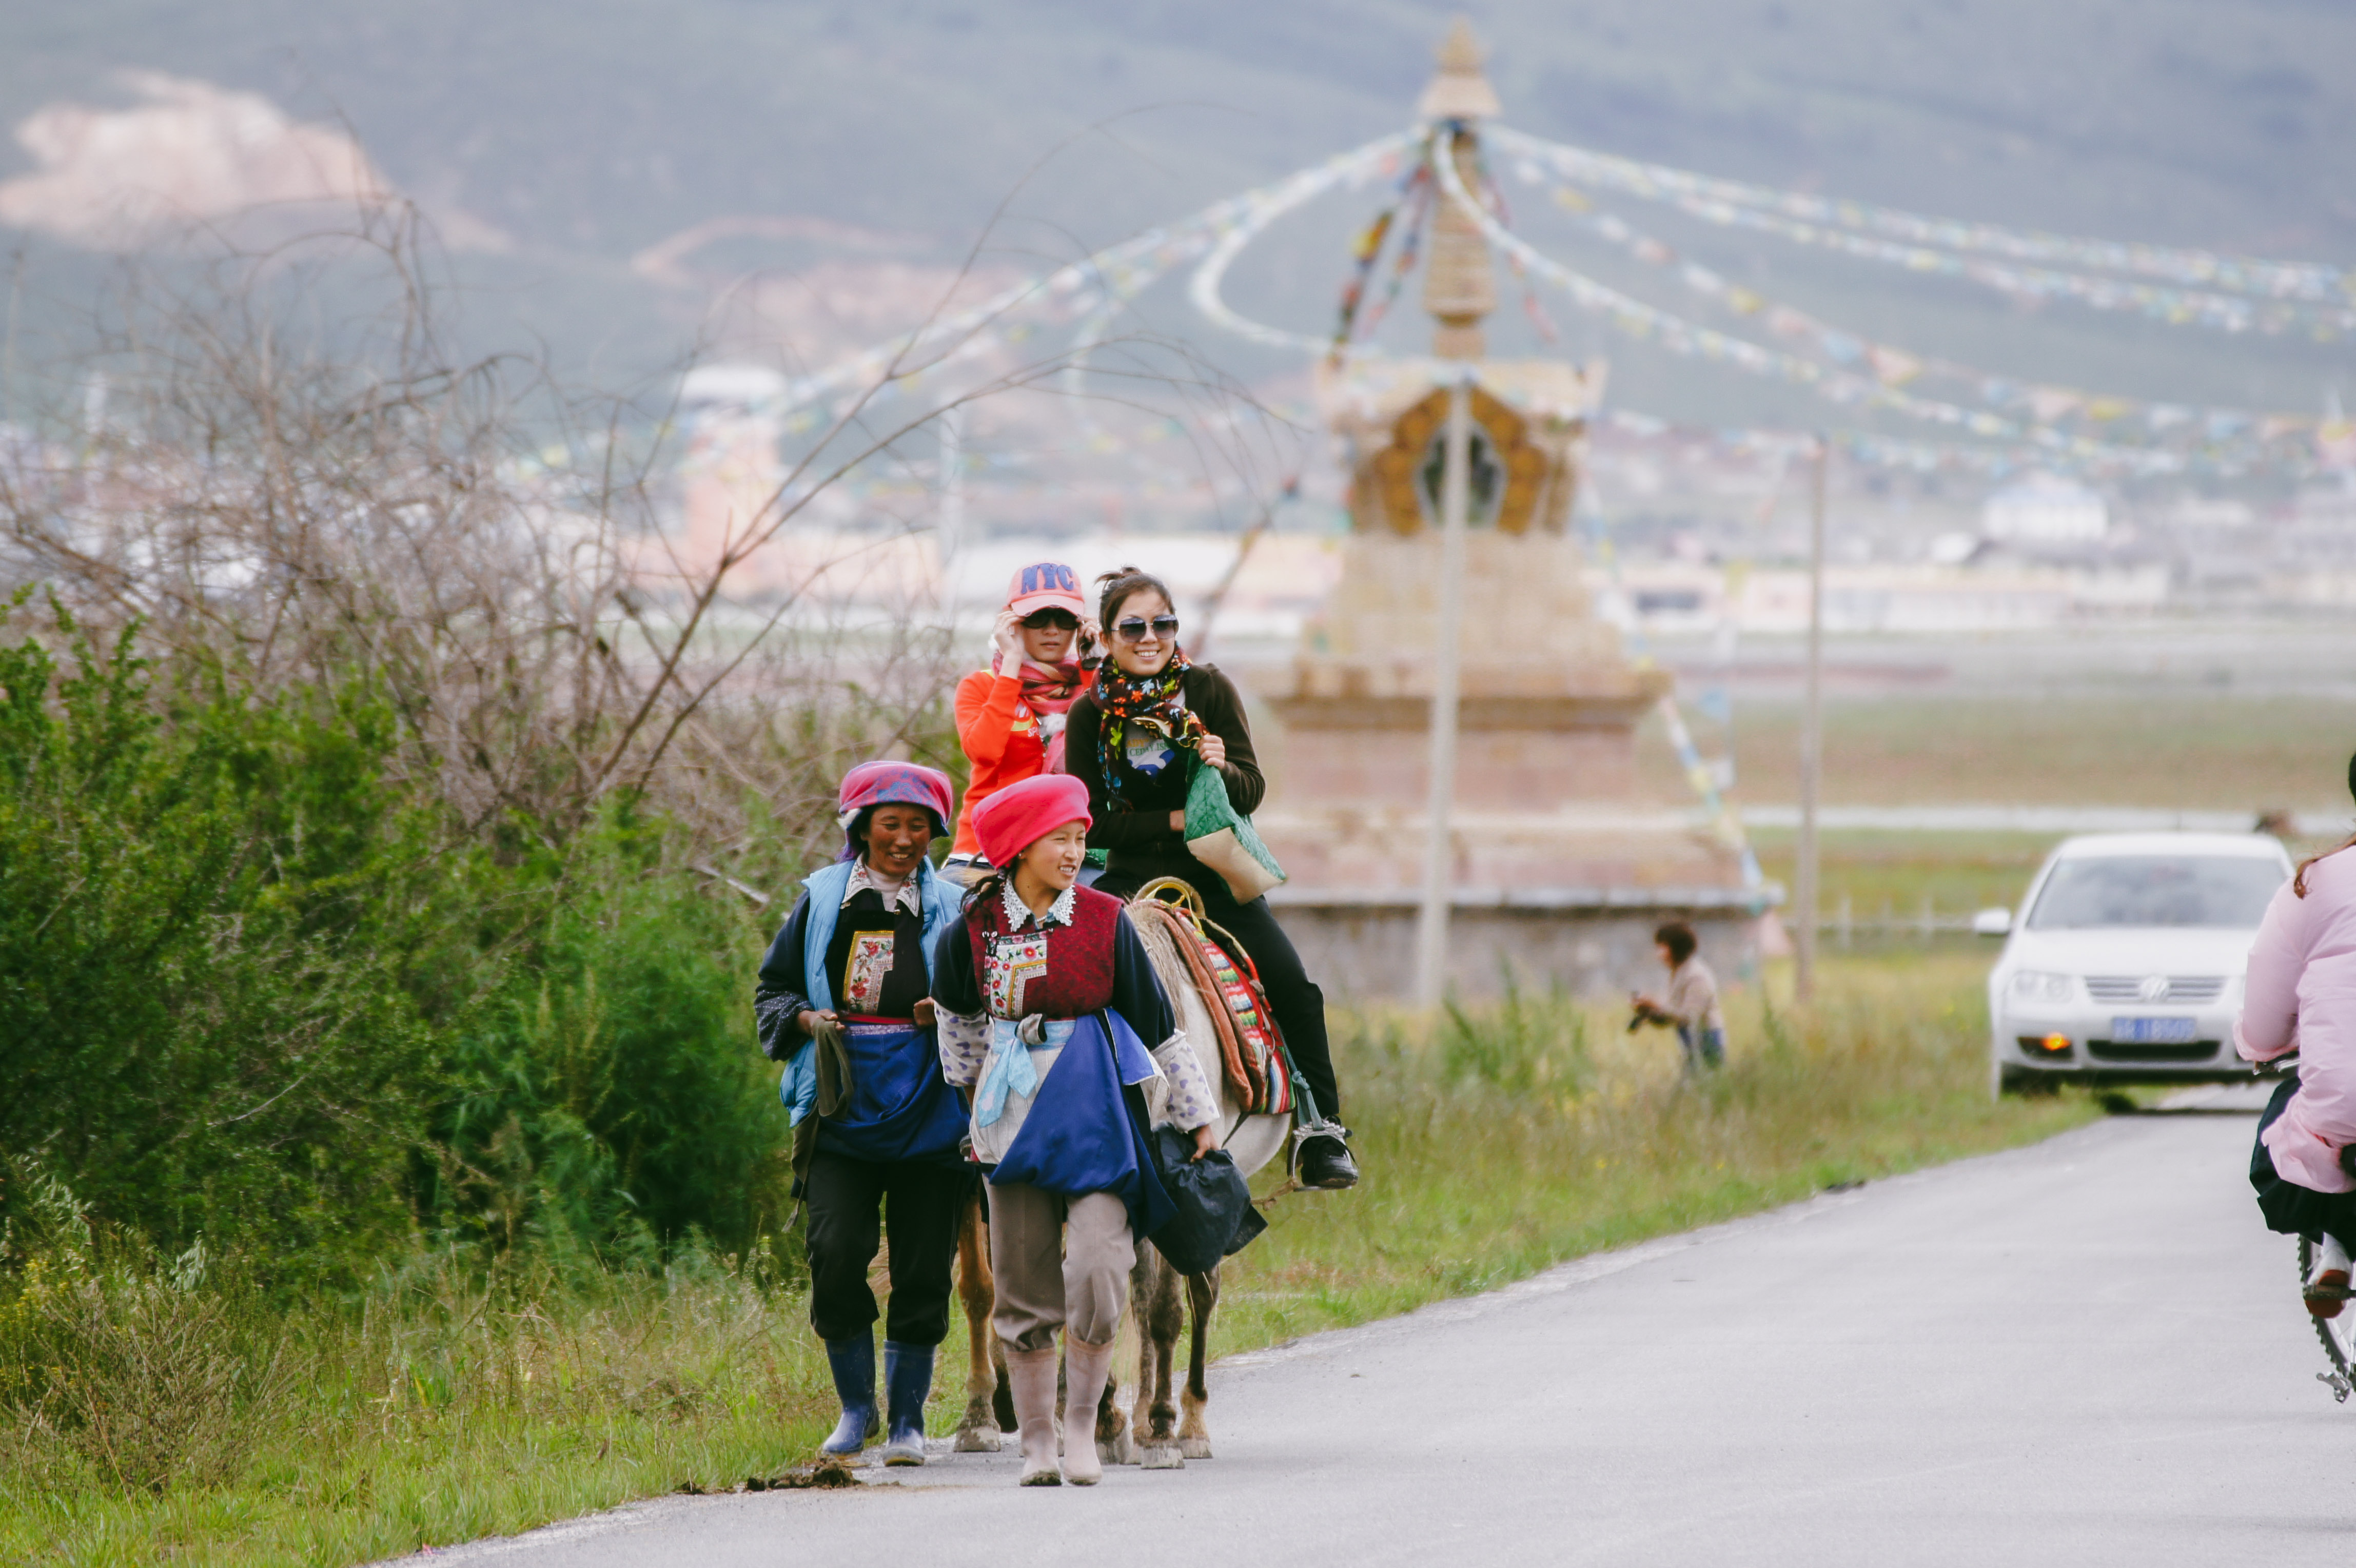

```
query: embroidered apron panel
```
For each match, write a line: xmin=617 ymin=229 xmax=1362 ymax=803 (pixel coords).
xmin=986 ymin=930 xmax=1051 ymax=1017
xmin=842 ymin=931 xmax=897 ymax=1015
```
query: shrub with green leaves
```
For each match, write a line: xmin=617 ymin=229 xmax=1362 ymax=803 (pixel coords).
xmin=0 ymin=600 xmax=437 ymax=1278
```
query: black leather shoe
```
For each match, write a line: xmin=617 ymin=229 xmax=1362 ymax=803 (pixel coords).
xmin=1296 ymin=1133 xmax=1359 ymax=1190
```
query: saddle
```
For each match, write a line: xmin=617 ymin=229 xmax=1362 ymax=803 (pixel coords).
xmin=1126 ymin=877 xmax=1294 ymax=1119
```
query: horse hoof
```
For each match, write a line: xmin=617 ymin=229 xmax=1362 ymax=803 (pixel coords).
xmin=1099 ymin=1430 xmax=1137 ymax=1466
xmin=953 ymin=1427 xmax=1000 ymax=1453
xmin=1177 ymin=1437 xmax=1212 ymax=1460
xmin=1140 ymin=1444 xmax=1185 ymax=1470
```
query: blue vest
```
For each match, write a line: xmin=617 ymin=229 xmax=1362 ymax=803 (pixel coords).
xmin=779 ymin=857 xmax=963 ymax=1126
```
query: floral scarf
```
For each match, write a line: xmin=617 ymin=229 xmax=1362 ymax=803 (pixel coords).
xmin=1092 ymin=651 xmax=1204 ymax=807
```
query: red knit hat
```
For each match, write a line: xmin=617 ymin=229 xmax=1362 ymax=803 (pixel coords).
xmin=971 ymin=773 xmax=1091 ymax=868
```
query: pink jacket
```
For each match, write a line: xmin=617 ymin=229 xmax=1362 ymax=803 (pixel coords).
xmin=2239 ymin=844 xmax=2356 ymax=1193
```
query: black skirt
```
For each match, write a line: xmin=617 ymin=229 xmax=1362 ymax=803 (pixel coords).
xmin=2251 ymin=1072 xmax=2356 ymax=1247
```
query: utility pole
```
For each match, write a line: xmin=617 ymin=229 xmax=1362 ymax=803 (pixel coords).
xmin=1794 ymin=435 xmax=1828 ymax=1003
xmin=1414 ymin=372 xmax=1474 ymax=1009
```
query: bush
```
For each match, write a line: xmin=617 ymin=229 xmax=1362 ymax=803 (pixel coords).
xmin=0 ymin=596 xmax=814 ymax=1287
xmin=0 ymin=601 xmax=437 ymax=1279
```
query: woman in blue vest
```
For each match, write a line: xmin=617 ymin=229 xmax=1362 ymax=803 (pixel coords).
xmin=753 ymin=761 xmax=968 ymax=1465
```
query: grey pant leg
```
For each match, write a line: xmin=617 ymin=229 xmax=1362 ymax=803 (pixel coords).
xmin=986 ymin=1181 xmax=1067 ymax=1353
xmin=1061 ymin=1192 xmax=1135 ymax=1346
xmin=984 ymin=1182 xmax=1135 ymax=1351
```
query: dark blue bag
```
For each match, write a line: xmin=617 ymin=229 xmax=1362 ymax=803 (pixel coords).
xmin=1145 ymin=1124 xmax=1266 ymax=1276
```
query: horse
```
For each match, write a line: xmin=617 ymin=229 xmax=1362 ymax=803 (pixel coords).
xmin=945 ymin=878 xmax=1295 ymax=1467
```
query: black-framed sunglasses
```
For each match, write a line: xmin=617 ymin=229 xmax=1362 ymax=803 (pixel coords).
xmin=1020 ymin=609 xmax=1081 ymax=631
xmin=1113 ymin=615 xmax=1180 ymax=643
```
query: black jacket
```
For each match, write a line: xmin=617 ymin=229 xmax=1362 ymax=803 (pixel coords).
xmin=1065 ymin=663 xmax=1264 ymax=888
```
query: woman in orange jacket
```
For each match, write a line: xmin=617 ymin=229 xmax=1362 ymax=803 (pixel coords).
xmin=945 ymin=560 xmax=1098 ymax=879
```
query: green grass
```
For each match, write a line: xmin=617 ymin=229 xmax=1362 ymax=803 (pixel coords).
xmin=1 ymin=950 xmax=2099 ymax=1565
xmin=1641 ymin=695 xmax=2356 ymax=813
xmin=1750 ymin=829 xmax=2053 ymax=924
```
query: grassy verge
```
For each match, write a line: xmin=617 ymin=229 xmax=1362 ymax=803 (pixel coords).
xmin=2 ymin=951 xmax=2100 ymax=1565
xmin=1641 ymin=693 xmax=2356 ymax=811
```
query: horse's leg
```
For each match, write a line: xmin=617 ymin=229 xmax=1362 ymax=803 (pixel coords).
xmin=1176 ymin=1266 xmax=1219 ymax=1459
xmin=1128 ymin=1245 xmax=1159 ymax=1446
xmin=951 ymin=1190 xmax=1002 ymax=1452
xmin=992 ymin=1323 xmax=1014 ymax=1433
xmin=1137 ymin=1248 xmax=1186 ymax=1468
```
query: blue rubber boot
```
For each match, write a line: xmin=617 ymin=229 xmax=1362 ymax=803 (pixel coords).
xmin=877 ymin=1341 xmax=934 ymax=1466
xmin=818 ymin=1336 xmax=877 ymax=1457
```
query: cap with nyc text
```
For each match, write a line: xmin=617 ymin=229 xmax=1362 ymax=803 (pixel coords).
xmin=1005 ymin=560 xmax=1087 ymax=619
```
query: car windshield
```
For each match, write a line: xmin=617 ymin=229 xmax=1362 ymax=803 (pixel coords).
xmin=2026 ymin=855 xmax=2284 ymax=931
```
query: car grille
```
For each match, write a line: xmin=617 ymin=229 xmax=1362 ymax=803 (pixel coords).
xmin=2088 ymin=1040 xmax=2222 ymax=1063
xmin=2084 ymin=975 xmax=2227 ymax=1005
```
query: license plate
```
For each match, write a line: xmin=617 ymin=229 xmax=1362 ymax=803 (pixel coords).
xmin=2111 ymin=1016 xmax=2198 ymax=1044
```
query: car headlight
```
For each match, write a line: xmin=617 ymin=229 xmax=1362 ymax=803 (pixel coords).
xmin=2009 ymin=970 xmax=2075 ymax=1004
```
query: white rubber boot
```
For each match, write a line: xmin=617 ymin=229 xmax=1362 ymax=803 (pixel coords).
xmin=1059 ymin=1335 xmax=1116 ymax=1486
xmin=1006 ymin=1345 xmax=1062 ymax=1486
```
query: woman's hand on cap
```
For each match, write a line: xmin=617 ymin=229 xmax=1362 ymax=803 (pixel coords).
xmin=991 ymin=610 xmax=1024 ymax=662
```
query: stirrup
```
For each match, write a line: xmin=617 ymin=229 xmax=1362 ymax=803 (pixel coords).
xmin=1281 ymin=1066 xmax=1347 ymax=1178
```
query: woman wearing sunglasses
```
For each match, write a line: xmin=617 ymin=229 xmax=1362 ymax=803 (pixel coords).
xmin=1065 ymin=566 xmax=1360 ymax=1190
xmin=946 ymin=561 xmax=1097 ymax=882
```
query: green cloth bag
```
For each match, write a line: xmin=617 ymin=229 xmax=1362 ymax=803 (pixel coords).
xmin=1183 ymin=758 xmax=1286 ymax=904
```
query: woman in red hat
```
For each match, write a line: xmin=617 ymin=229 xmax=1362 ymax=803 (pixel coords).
xmin=931 ymin=772 xmax=1221 ymax=1486
xmin=753 ymin=761 xmax=969 ymax=1466
xmin=944 ymin=560 xmax=1097 ymax=880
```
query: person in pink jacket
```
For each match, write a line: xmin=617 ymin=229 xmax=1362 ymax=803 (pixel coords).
xmin=2239 ymin=758 xmax=2356 ymax=1319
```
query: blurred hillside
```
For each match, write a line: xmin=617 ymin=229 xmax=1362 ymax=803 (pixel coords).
xmin=1 ymin=1 xmax=2351 ymax=414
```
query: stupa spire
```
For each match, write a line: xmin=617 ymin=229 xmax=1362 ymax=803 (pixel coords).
xmin=1419 ymin=20 xmax=1500 ymax=359
xmin=1418 ymin=17 xmax=1503 ymax=122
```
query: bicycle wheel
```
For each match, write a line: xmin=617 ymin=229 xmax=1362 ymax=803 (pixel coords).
xmin=2299 ymin=1237 xmax=2356 ymax=1401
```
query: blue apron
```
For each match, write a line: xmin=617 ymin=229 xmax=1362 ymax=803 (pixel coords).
xmin=989 ymin=1010 xmax=1175 ymax=1242
xmin=815 ymin=1017 xmax=968 ymax=1165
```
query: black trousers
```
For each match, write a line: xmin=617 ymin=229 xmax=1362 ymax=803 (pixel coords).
xmin=2252 ymin=1073 xmax=2356 ymax=1249
xmin=803 ymin=1150 xmax=969 ymax=1345
xmin=1098 ymin=869 xmax=1343 ymax=1122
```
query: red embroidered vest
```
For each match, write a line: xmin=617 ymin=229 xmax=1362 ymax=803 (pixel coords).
xmin=964 ymin=886 xmax=1122 ymax=1020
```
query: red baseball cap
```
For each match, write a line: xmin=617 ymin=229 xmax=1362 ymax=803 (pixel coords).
xmin=1005 ymin=560 xmax=1087 ymax=619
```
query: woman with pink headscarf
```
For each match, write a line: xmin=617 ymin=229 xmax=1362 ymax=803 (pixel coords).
xmin=753 ymin=761 xmax=967 ymax=1466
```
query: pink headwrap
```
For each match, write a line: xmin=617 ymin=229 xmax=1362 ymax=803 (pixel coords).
xmin=971 ymin=773 xmax=1092 ymax=868
xmin=836 ymin=760 xmax=956 ymax=859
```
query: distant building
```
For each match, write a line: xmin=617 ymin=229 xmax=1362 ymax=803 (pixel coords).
xmin=1982 ymin=472 xmax=2108 ymax=543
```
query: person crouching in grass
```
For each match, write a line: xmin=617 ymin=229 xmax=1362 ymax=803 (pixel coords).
xmin=1632 ymin=920 xmax=1725 ymax=1074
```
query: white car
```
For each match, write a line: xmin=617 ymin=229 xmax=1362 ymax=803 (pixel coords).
xmin=1979 ymin=831 xmax=2291 ymax=1095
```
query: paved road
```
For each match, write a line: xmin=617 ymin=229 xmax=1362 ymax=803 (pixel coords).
xmin=424 ymin=1089 xmax=2356 ymax=1567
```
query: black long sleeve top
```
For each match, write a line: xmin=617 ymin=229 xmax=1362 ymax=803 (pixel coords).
xmin=1064 ymin=663 xmax=1265 ymax=888
xmin=751 ymin=885 xmax=930 ymax=1062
